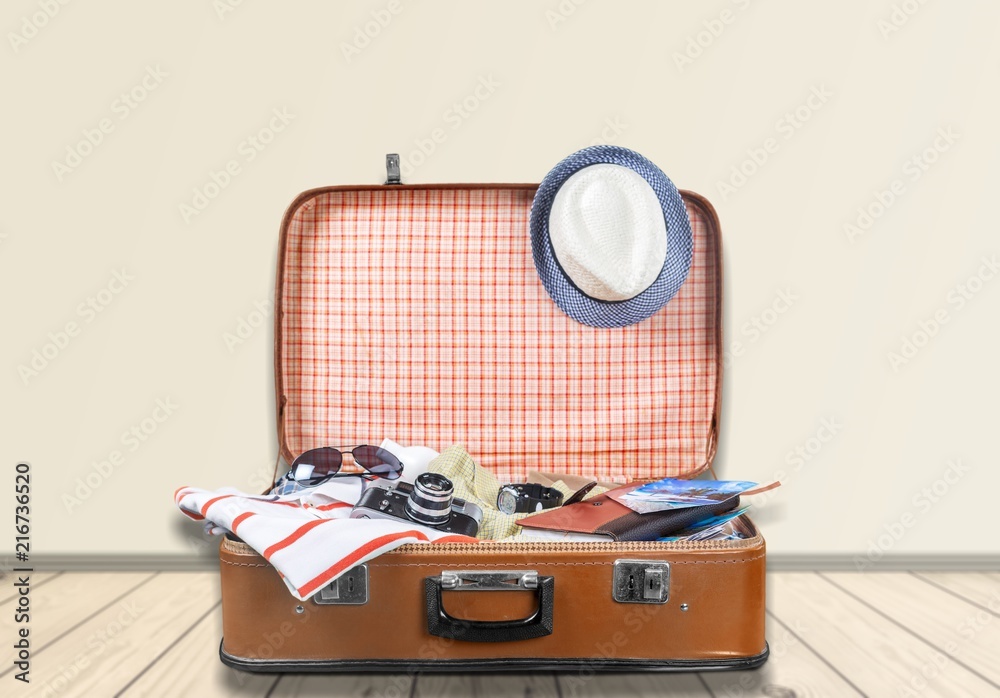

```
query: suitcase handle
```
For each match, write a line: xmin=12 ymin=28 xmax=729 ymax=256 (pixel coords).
xmin=424 ymin=573 xmax=555 ymax=642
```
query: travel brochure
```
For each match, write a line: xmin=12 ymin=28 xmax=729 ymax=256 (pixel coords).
xmin=611 ymin=477 xmax=763 ymax=515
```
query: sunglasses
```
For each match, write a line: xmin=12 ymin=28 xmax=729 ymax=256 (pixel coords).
xmin=287 ymin=446 xmax=404 ymax=485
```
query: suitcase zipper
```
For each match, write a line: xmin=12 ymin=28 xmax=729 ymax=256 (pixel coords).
xmin=390 ymin=534 xmax=762 ymax=556
xmin=221 ymin=533 xmax=762 ymax=558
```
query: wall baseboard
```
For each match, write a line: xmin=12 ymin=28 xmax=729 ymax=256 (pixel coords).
xmin=766 ymin=553 xmax=1000 ymax=572
xmin=4 ymin=553 xmax=998 ymax=573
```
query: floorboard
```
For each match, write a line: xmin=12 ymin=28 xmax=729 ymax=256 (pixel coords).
xmin=13 ymin=572 xmax=220 ymax=698
xmin=557 ymin=672 xmax=709 ymax=697
xmin=913 ymin=572 xmax=1000 ymax=612
xmin=271 ymin=673 xmax=414 ymax=697
xmin=413 ymin=673 xmax=559 ymax=697
xmin=0 ymin=571 xmax=154 ymax=674
xmin=822 ymin=571 xmax=1000 ymax=688
xmin=768 ymin=572 xmax=998 ymax=697
xmin=698 ymin=609 xmax=865 ymax=697
xmin=0 ymin=572 xmax=60 ymax=605
xmin=116 ymin=605 xmax=277 ymax=698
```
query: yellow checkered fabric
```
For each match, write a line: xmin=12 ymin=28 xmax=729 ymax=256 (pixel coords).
xmin=428 ymin=445 xmax=607 ymax=540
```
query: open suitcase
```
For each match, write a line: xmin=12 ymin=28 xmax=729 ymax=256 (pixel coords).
xmin=218 ymin=158 xmax=768 ymax=673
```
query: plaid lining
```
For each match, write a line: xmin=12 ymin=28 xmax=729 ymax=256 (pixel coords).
xmin=279 ymin=187 xmax=718 ymax=484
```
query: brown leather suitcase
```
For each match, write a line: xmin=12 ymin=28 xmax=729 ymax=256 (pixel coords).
xmin=217 ymin=164 xmax=768 ymax=673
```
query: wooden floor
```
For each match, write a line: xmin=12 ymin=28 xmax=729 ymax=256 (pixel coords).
xmin=2 ymin=572 xmax=998 ymax=697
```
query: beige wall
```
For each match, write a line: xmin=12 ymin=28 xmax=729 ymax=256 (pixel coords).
xmin=2 ymin=0 xmax=998 ymax=563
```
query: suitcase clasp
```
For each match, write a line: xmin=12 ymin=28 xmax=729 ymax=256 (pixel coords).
xmin=313 ymin=564 xmax=369 ymax=605
xmin=612 ymin=559 xmax=670 ymax=604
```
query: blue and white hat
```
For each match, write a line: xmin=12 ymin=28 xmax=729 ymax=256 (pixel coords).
xmin=530 ymin=146 xmax=693 ymax=327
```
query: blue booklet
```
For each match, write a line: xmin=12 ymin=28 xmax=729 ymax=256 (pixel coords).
xmin=657 ymin=506 xmax=751 ymax=541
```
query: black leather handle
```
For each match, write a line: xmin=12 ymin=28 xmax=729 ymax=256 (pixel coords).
xmin=424 ymin=576 xmax=555 ymax=642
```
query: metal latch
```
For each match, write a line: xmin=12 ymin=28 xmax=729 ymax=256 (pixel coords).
xmin=313 ymin=564 xmax=369 ymax=605
xmin=385 ymin=153 xmax=401 ymax=185
xmin=612 ymin=560 xmax=670 ymax=604
xmin=439 ymin=570 xmax=539 ymax=591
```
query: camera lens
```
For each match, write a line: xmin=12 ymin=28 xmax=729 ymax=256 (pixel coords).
xmin=404 ymin=473 xmax=455 ymax=526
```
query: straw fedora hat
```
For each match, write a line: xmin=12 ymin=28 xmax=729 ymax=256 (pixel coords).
xmin=530 ymin=146 xmax=693 ymax=327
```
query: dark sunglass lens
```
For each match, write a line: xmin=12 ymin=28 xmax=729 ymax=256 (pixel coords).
xmin=352 ymin=446 xmax=403 ymax=480
xmin=368 ymin=463 xmax=402 ymax=480
xmin=291 ymin=447 xmax=342 ymax=479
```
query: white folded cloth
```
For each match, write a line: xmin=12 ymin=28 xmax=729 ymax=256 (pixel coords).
xmin=174 ymin=476 xmax=476 ymax=601
xmin=379 ymin=438 xmax=439 ymax=484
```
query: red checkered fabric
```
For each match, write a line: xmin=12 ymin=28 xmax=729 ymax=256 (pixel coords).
xmin=279 ymin=186 xmax=719 ymax=484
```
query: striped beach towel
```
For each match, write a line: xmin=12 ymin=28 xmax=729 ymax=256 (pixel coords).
xmin=174 ymin=480 xmax=477 ymax=601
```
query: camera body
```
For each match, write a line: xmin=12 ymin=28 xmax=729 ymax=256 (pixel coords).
xmin=350 ymin=474 xmax=482 ymax=538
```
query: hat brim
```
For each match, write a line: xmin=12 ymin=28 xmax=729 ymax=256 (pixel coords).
xmin=530 ymin=146 xmax=693 ymax=328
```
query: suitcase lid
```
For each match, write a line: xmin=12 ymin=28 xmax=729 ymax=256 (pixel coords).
xmin=274 ymin=182 xmax=722 ymax=485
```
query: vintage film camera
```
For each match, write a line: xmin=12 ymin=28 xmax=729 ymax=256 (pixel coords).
xmin=350 ymin=472 xmax=482 ymax=537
